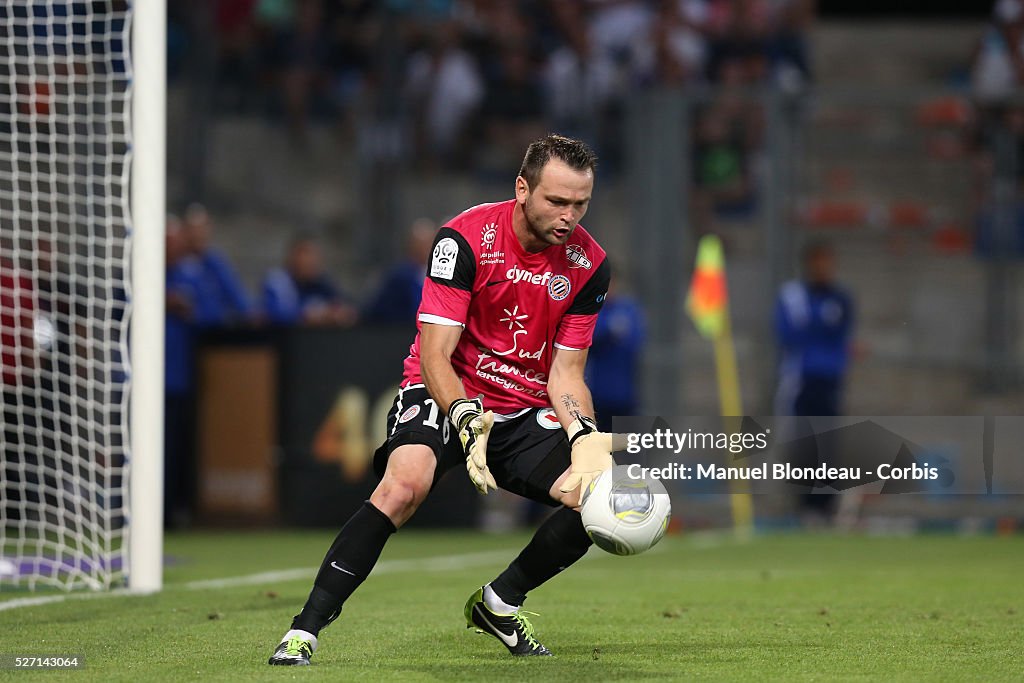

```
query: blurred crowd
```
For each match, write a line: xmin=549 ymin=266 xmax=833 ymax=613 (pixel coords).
xmin=969 ymin=0 xmax=1024 ymax=255
xmin=162 ymin=206 xmax=439 ymax=524
xmin=164 ymin=205 xmax=434 ymax=340
xmin=169 ymin=0 xmax=814 ymax=166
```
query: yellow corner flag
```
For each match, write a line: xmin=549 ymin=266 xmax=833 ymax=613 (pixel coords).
xmin=685 ymin=235 xmax=728 ymax=339
xmin=685 ymin=235 xmax=754 ymax=539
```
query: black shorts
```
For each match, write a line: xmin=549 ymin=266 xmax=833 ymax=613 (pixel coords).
xmin=372 ymin=385 xmax=570 ymax=506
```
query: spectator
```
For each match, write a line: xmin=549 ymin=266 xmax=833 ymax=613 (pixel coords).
xmin=585 ymin=0 xmax=655 ymax=67
xmin=324 ymin=0 xmax=381 ymax=123
xmin=1 ymin=248 xmax=35 ymax=389
xmin=769 ymin=0 xmax=814 ymax=91
xmin=404 ymin=20 xmax=484 ymax=166
xmin=706 ymin=0 xmax=772 ymax=84
xmin=691 ymin=99 xmax=761 ymax=228
xmin=261 ymin=233 xmax=357 ymax=326
xmin=213 ymin=0 xmax=261 ymax=111
xmin=278 ymin=0 xmax=330 ymax=144
xmin=165 ymin=215 xmax=203 ymax=528
xmin=462 ymin=0 xmax=534 ymax=55
xmin=363 ymin=217 xmax=436 ymax=326
xmin=774 ymin=240 xmax=855 ymax=522
xmin=585 ymin=283 xmax=646 ymax=432
xmin=971 ymin=0 xmax=1024 ymax=104
xmin=969 ymin=2 xmax=1024 ymax=211
xmin=481 ymin=44 xmax=547 ymax=170
xmin=166 ymin=214 xmax=201 ymax=398
xmin=775 ymin=240 xmax=854 ymax=417
xmin=1 ymin=241 xmax=38 ymax=525
xmin=543 ymin=6 xmax=618 ymax=138
xmin=182 ymin=203 xmax=254 ymax=327
xmin=642 ymin=0 xmax=710 ymax=86
xmin=33 ymin=237 xmax=102 ymax=487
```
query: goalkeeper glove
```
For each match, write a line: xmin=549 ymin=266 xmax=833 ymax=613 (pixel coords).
xmin=449 ymin=397 xmax=497 ymax=495
xmin=559 ymin=415 xmax=614 ymax=499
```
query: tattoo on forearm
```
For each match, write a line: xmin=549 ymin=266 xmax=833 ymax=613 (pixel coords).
xmin=560 ymin=393 xmax=583 ymax=421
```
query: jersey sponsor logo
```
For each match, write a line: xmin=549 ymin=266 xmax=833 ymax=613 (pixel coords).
xmin=566 ymin=244 xmax=592 ymax=269
xmin=398 ymin=404 xmax=421 ymax=423
xmin=480 ymin=251 xmax=505 ymax=265
xmin=499 ymin=305 xmax=528 ymax=331
xmin=481 ymin=222 xmax=497 ymax=250
xmin=430 ymin=238 xmax=458 ymax=280
xmin=473 ymin=351 xmax=549 ymax=399
xmin=506 ymin=265 xmax=553 ymax=286
xmin=474 ymin=349 xmax=547 ymax=385
xmin=548 ymin=275 xmax=571 ymax=301
xmin=536 ymin=408 xmax=560 ymax=429
xmin=493 ymin=305 xmax=547 ymax=360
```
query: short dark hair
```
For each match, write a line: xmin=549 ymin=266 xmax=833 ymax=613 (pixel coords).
xmin=518 ymin=134 xmax=598 ymax=189
xmin=801 ymin=238 xmax=834 ymax=262
xmin=288 ymin=230 xmax=319 ymax=251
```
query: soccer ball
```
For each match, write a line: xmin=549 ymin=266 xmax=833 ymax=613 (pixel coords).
xmin=580 ymin=465 xmax=671 ymax=556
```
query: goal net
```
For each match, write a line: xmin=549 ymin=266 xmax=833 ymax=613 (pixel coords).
xmin=1 ymin=0 xmax=163 ymax=592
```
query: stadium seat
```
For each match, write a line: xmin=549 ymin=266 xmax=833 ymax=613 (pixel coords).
xmin=931 ymin=223 xmax=970 ymax=253
xmin=801 ymin=200 xmax=869 ymax=229
xmin=914 ymin=96 xmax=971 ymax=127
xmin=887 ymin=201 xmax=930 ymax=230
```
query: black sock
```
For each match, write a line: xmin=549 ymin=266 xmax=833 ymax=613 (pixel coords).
xmin=489 ymin=506 xmax=592 ymax=607
xmin=291 ymin=500 xmax=397 ymax=635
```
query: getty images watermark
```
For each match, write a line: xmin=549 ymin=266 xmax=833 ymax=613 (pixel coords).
xmin=0 ymin=654 xmax=84 ymax=669
xmin=612 ymin=416 xmax=1022 ymax=494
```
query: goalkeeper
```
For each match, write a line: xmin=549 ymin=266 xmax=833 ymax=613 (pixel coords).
xmin=269 ymin=135 xmax=614 ymax=664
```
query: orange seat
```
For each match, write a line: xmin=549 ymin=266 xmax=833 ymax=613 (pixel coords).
xmin=915 ymin=97 xmax=971 ymax=127
xmin=931 ymin=223 xmax=970 ymax=253
xmin=802 ymin=201 xmax=868 ymax=228
xmin=888 ymin=201 xmax=929 ymax=229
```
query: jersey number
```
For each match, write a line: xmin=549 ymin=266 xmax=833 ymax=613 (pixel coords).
xmin=422 ymin=398 xmax=451 ymax=443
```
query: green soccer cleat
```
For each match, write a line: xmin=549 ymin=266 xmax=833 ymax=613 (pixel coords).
xmin=267 ymin=633 xmax=315 ymax=666
xmin=464 ymin=587 xmax=552 ymax=656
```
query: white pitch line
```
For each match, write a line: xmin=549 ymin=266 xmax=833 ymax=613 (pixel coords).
xmin=181 ymin=549 xmax=512 ymax=590
xmin=181 ymin=568 xmax=315 ymax=591
xmin=0 ymin=549 xmax=514 ymax=612
xmin=0 ymin=535 xmax=725 ymax=613
xmin=0 ymin=595 xmax=68 ymax=611
xmin=0 ymin=587 xmax=135 ymax=612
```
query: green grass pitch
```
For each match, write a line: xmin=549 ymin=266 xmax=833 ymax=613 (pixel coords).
xmin=0 ymin=530 xmax=1021 ymax=681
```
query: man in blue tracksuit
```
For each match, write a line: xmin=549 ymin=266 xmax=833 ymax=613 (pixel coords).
xmin=774 ymin=240 xmax=854 ymax=518
xmin=775 ymin=241 xmax=853 ymax=417
xmin=182 ymin=203 xmax=254 ymax=327
xmin=586 ymin=287 xmax=646 ymax=432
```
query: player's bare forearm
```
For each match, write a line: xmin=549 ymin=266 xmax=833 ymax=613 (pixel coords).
xmin=547 ymin=346 xmax=596 ymax=431
xmin=422 ymin=358 xmax=466 ymax=414
xmin=419 ymin=322 xmax=468 ymax=413
xmin=553 ymin=385 xmax=596 ymax=431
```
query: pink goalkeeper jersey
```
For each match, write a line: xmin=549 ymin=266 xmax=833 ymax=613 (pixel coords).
xmin=402 ymin=199 xmax=610 ymax=414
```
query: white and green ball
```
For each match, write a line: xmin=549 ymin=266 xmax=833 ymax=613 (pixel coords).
xmin=580 ymin=465 xmax=671 ymax=556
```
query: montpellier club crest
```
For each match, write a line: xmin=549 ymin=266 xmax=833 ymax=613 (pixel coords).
xmin=548 ymin=275 xmax=571 ymax=301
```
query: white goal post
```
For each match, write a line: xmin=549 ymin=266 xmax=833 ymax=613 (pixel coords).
xmin=0 ymin=0 xmax=165 ymax=593
xmin=129 ymin=0 xmax=167 ymax=593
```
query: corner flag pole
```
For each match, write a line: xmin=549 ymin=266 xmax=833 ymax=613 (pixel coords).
xmin=685 ymin=235 xmax=754 ymax=539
